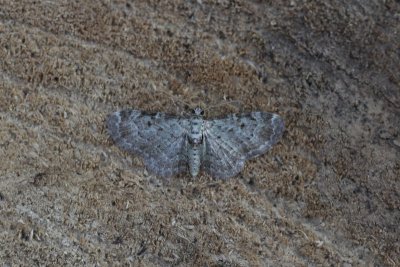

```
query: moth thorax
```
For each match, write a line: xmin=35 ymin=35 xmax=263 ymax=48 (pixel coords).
xmin=189 ymin=117 xmax=203 ymax=145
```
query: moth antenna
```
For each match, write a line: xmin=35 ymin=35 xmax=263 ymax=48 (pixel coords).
xmin=150 ymin=83 xmax=192 ymax=114
xmin=203 ymin=99 xmax=243 ymax=113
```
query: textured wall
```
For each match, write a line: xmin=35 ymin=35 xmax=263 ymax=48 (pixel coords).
xmin=0 ymin=1 xmax=399 ymax=266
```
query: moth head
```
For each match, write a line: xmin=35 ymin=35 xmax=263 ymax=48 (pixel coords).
xmin=192 ymin=107 xmax=204 ymax=116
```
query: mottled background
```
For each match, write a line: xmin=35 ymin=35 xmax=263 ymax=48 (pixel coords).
xmin=0 ymin=1 xmax=399 ymax=266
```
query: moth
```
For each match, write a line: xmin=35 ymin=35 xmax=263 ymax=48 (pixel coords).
xmin=107 ymin=107 xmax=284 ymax=178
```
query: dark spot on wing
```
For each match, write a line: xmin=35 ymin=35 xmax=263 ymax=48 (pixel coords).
xmin=120 ymin=110 xmax=132 ymax=121
xmin=143 ymin=111 xmax=157 ymax=116
xmin=135 ymin=111 xmax=148 ymax=119
xmin=240 ymin=123 xmax=246 ymax=129
xmin=147 ymin=121 xmax=152 ymax=127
